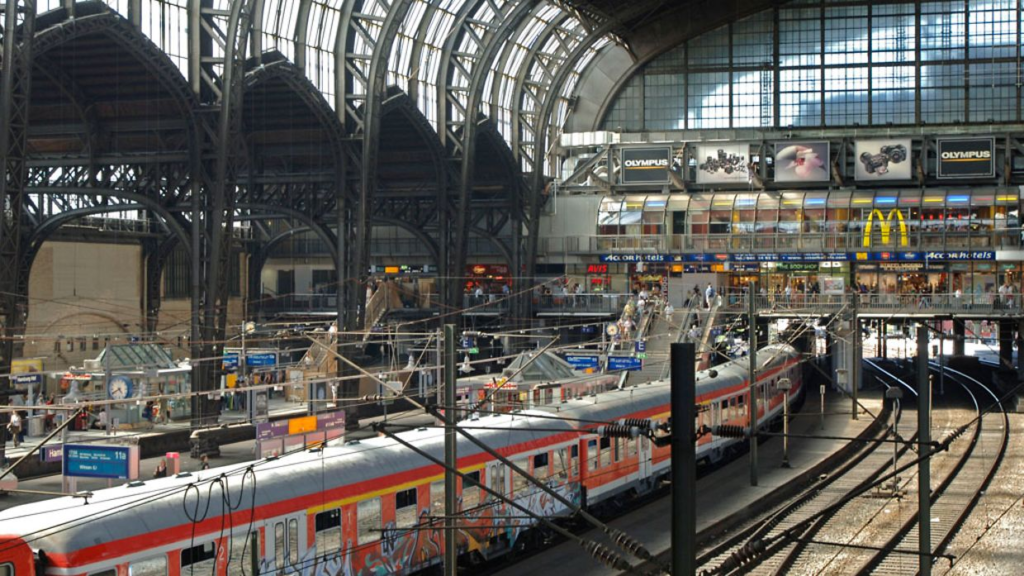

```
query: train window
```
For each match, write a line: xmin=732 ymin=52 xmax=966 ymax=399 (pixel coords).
xmin=533 ymin=453 xmax=549 ymax=481
xmin=0 ymin=564 xmax=11 ymax=576
xmin=181 ymin=542 xmax=217 ymax=574
xmin=587 ymin=440 xmax=598 ymax=471
xmin=357 ymin=497 xmax=382 ymax=545
xmin=512 ymin=458 xmax=530 ymax=495
xmin=395 ymin=487 xmax=418 ymax=528
xmin=462 ymin=471 xmax=481 ymax=511
xmin=721 ymin=400 xmax=728 ymax=421
xmin=288 ymin=519 xmax=299 ymax=565
xmin=490 ymin=464 xmax=506 ymax=496
xmin=430 ymin=480 xmax=445 ymax=516
xmin=129 ymin=556 xmax=166 ymax=576
xmin=227 ymin=532 xmax=258 ymax=576
xmin=275 ymin=523 xmax=285 ymax=568
xmin=88 ymin=571 xmax=114 ymax=576
xmin=600 ymin=437 xmax=612 ymax=468
xmin=628 ymin=436 xmax=638 ymax=457
xmin=614 ymin=438 xmax=621 ymax=462
xmin=554 ymin=448 xmax=568 ymax=481
xmin=570 ymin=445 xmax=579 ymax=477
xmin=315 ymin=509 xmax=342 ymax=554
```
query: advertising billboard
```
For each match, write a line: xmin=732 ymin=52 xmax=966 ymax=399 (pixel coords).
xmin=620 ymin=147 xmax=671 ymax=184
xmin=937 ymin=137 xmax=995 ymax=179
xmin=774 ymin=142 xmax=830 ymax=183
xmin=855 ymin=139 xmax=912 ymax=181
xmin=696 ymin=144 xmax=749 ymax=184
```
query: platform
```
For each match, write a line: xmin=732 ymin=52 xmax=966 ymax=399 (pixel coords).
xmin=493 ymin=385 xmax=885 ymax=575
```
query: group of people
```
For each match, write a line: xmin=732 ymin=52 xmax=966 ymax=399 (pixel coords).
xmin=687 ymin=283 xmax=718 ymax=309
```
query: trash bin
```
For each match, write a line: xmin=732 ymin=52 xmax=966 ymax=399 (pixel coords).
xmin=27 ymin=415 xmax=44 ymax=437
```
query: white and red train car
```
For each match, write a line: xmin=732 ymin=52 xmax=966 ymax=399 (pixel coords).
xmin=0 ymin=344 xmax=801 ymax=576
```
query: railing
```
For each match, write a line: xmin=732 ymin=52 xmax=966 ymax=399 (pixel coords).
xmin=259 ymin=293 xmax=339 ymax=315
xmin=538 ymin=228 xmax=1024 ymax=255
xmin=461 ymin=293 xmax=632 ymax=315
xmin=719 ymin=291 xmax=1023 ymax=315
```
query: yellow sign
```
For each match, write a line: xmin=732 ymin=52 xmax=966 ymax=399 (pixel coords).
xmin=288 ymin=415 xmax=318 ymax=435
xmin=12 ymin=359 xmax=43 ymax=374
xmin=862 ymin=209 xmax=908 ymax=248
xmin=226 ymin=374 xmax=237 ymax=389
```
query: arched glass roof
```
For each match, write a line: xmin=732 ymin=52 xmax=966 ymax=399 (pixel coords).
xmin=35 ymin=0 xmax=613 ymax=176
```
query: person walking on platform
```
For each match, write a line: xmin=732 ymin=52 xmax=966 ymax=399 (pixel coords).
xmin=7 ymin=411 xmax=22 ymax=448
xmin=705 ymin=283 xmax=715 ymax=309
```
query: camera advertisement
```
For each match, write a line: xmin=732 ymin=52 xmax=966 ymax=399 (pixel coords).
xmin=936 ymin=137 xmax=995 ymax=179
xmin=620 ymin=147 xmax=672 ymax=184
xmin=855 ymin=139 xmax=912 ymax=181
xmin=774 ymin=142 xmax=830 ymax=183
xmin=695 ymin=144 xmax=750 ymax=184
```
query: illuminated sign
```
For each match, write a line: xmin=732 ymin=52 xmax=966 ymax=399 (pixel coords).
xmin=937 ymin=137 xmax=995 ymax=179
xmin=862 ymin=209 xmax=908 ymax=248
xmin=587 ymin=264 xmax=609 ymax=274
xmin=620 ymin=147 xmax=672 ymax=184
xmin=64 ymin=444 xmax=138 ymax=480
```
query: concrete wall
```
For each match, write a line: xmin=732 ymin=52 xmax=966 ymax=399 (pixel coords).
xmin=23 ymin=242 xmax=143 ymax=367
xmin=565 ymin=44 xmax=635 ymax=133
xmin=538 ymin=194 xmax=601 ymax=240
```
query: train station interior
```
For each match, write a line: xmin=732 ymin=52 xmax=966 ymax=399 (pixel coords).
xmin=1 ymin=1 xmax=1024 ymax=575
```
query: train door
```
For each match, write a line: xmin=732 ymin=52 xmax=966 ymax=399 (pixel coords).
xmin=638 ymin=435 xmax=653 ymax=486
xmin=267 ymin=516 xmax=305 ymax=574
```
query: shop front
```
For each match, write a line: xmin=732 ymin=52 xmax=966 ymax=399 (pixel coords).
xmin=466 ymin=263 xmax=511 ymax=295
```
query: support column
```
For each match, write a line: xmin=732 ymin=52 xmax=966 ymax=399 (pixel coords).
xmin=953 ymin=319 xmax=966 ymax=357
xmin=999 ymin=319 xmax=1013 ymax=370
xmin=0 ymin=0 xmax=37 ymax=463
xmin=917 ymin=325 xmax=932 ymax=576
xmin=671 ymin=342 xmax=696 ymax=576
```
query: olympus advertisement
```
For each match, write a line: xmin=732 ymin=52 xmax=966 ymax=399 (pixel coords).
xmin=620 ymin=147 xmax=672 ymax=184
xmin=937 ymin=137 xmax=995 ymax=179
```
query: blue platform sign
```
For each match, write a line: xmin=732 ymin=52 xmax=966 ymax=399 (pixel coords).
xmin=635 ymin=340 xmax=647 ymax=353
xmin=246 ymin=353 xmax=277 ymax=367
xmin=564 ymin=355 xmax=600 ymax=370
xmin=607 ymin=356 xmax=643 ymax=371
xmin=63 ymin=444 xmax=131 ymax=479
xmin=11 ymin=373 xmax=42 ymax=386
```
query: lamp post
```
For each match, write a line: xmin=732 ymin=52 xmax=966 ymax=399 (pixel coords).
xmin=778 ymin=378 xmax=792 ymax=468
xmin=241 ymin=321 xmax=256 ymax=423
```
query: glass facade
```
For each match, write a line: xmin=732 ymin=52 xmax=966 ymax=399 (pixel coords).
xmin=602 ymin=0 xmax=1024 ymax=131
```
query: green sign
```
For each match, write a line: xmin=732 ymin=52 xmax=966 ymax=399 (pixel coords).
xmin=636 ymin=352 xmax=648 ymax=360
xmin=469 ymin=347 xmax=480 ymax=354
xmin=778 ymin=263 xmax=820 ymax=272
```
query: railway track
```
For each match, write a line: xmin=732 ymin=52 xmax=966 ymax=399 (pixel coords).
xmin=692 ymin=359 xmax=1009 ymax=576
xmin=686 ymin=366 xmax=917 ymax=576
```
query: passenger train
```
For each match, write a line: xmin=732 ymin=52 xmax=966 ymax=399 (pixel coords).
xmin=0 ymin=343 xmax=802 ymax=576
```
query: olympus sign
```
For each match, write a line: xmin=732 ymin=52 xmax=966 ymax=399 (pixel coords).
xmin=620 ymin=147 xmax=671 ymax=184
xmin=937 ymin=137 xmax=995 ymax=179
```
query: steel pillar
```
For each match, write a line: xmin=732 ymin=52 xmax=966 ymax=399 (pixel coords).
xmin=0 ymin=0 xmax=36 ymax=461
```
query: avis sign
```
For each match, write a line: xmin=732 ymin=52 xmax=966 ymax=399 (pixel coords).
xmin=937 ymin=137 xmax=995 ymax=179
xmin=620 ymin=147 xmax=671 ymax=184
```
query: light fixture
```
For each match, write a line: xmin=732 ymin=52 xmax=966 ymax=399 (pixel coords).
xmin=459 ymin=355 xmax=474 ymax=374
xmin=405 ymin=354 xmax=416 ymax=370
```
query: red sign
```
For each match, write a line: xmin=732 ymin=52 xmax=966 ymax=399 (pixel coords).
xmin=587 ymin=264 xmax=608 ymax=274
xmin=467 ymin=264 xmax=510 ymax=276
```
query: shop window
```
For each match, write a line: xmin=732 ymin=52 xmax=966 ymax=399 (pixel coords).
xmin=357 ymin=497 xmax=382 ymax=545
xmin=314 ymin=509 xmax=342 ymax=554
